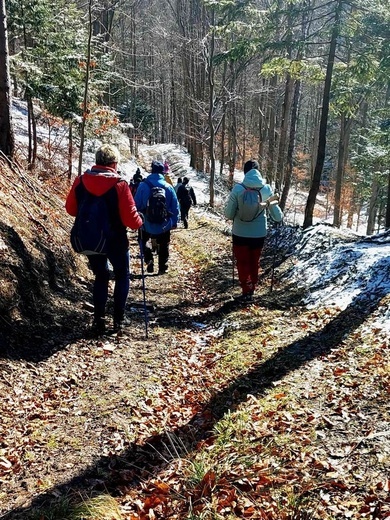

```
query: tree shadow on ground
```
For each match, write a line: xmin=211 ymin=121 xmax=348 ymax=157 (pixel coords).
xmin=4 ymin=275 xmax=388 ymax=518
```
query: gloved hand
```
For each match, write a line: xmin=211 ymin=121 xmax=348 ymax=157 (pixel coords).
xmin=267 ymin=194 xmax=280 ymax=206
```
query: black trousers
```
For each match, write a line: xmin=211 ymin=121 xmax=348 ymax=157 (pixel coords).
xmin=139 ymin=230 xmax=171 ymax=270
xmin=180 ymin=204 xmax=191 ymax=228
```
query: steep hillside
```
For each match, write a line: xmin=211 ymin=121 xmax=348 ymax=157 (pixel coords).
xmin=0 ymin=155 xmax=90 ymax=357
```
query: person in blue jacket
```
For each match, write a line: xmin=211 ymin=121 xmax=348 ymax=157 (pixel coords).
xmin=135 ymin=161 xmax=180 ymax=274
xmin=224 ymin=159 xmax=283 ymax=301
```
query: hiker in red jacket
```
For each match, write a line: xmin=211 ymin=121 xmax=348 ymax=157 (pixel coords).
xmin=65 ymin=144 xmax=143 ymax=334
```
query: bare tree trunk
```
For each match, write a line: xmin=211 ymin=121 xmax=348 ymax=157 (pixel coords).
xmin=266 ymin=75 xmax=277 ymax=184
xmin=366 ymin=176 xmax=379 ymax=235
xmin=303 ymin=0 xmax=342 ymax=229
xmin=258 ymin=79 xmax=267 ymax=170
xmin=170 ymin=57 xmax=176 ymax=144
xmin=207 ymin=7 xmax=216 ymax=207
xmin=347 ymin=181 xmax=355 ymax=229
xmin=309 ymin=87 xmax=322 ymax=177
xmin=78 ymin=0 xmax=93 ymax=176
xmin=228 ymin=95 xmax=237 ymax=189
xmin=0 ymin=0 xmax=14 ymax=158
xmin=276 ymin=72 xmax=294 ymax=192
xmin=333 ymin=113 xmax=351 ymax=227
xmin=280 ymin=78 xmax=301 ymax=211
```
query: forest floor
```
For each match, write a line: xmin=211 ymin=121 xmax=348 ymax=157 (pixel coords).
xmin=0 ymin=187 xmax=389 ymax=520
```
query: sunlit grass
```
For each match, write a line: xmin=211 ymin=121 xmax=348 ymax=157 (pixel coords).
xmin=29 ymin=494 xmax=122 ymax=520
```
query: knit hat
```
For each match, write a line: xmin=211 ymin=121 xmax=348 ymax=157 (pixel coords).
xmin=151 ymin=161 xmax=164 ymax=174
xmin=244 ymin=160 xmax=259 ymax=173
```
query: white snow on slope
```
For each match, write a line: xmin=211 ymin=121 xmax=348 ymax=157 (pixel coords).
xmin=282 ymin=226 xmax=390 ymax=328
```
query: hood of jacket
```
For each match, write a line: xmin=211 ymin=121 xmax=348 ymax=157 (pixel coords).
xmin=241 ymin=169 xmax=266 ymax=189
xmin=81 ymin=166 xmax=122 ymax=196
xmin=144 ymin=172 xmax=168 ymax=187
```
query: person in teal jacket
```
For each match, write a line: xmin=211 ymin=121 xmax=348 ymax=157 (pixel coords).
xmin=224 ymin=159 xmax=283 ymax=301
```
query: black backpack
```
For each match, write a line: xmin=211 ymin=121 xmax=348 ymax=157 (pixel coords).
xmin=144 ymin=179 xmax=168 ymax=223
xmin=178 ymin=184 xmax=192 ymax=205
xmin=70 ymin=180 xmax=121 ymax=255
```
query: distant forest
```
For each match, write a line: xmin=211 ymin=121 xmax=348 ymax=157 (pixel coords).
xmin=1 ymin=0 xmax=390 ymax=231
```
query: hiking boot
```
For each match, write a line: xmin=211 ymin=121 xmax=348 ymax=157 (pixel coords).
xmin=236 ymin=292 xmax=254 ymax=303
xmin=91 ymin=317 xmax=106 ymax=335
xmin=113 ymin=319 xmax=122 ymax=332
xmin=158 ymin=265 xmax=168 ymax=275
xmin=113 ymin=316 xmax=130 ymax=332
xmin=146 ymin=260 xmax=154 ymax=273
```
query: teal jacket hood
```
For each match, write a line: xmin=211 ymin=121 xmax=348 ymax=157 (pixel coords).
xmin=241 ymin=169 xmax=266 ymax=189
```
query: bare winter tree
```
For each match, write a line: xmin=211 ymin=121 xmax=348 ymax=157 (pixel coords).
xmin=303 ymin=0 xmax=343 ymax=229
xmin=0 ymin=0 xmax=14 ymax=158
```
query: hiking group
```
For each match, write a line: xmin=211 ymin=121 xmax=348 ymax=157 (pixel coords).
xmin=65 ymin=145 xmax=282 ymax=334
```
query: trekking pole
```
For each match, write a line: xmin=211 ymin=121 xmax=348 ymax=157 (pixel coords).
xmin=270 ymin=245 xmax=276 ymax=293
xmin=138 ymin=228 xmax=149 ymax=338
xmin=270 ymin=221 xmax=282 ymax=293
xmin=232 ymin=240 xmax=235 ymax=289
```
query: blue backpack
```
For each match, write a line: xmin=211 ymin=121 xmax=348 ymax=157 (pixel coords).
xmin=144 ymin=179 xmax=168 ymax=224
xmin=70 ymin=180 xmax=121 ymax=255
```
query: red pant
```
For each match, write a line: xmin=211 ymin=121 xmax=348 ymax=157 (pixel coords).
xmin=233 ymin=244 xmax=263 ymax=294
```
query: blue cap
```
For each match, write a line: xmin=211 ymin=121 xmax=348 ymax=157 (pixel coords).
xmin=151 ymin=161 xmax=164 ymax=174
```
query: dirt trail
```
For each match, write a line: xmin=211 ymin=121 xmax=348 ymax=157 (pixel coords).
xmin=1 ymin=208 xmax=389 ymax=519
xmin=0 ymin=207 xmax=234 ymax=515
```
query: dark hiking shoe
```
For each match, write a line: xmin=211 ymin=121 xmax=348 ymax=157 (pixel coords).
xmin=236 ymin=292 xmax=254 ymax=303
xmin=91 ymin=317 xmax=106 ymax=335
xmin=113 ymin=316 xmax=130 ymax=333
xmin=146 ymin=260 xmax=154 ymax=273
xmin=158 ymin=265 xmax=168 ymax=275
xmin=113 ymin=320 xmax=122 ymax=333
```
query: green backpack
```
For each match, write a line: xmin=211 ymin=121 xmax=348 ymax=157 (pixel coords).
xmin=237 ymin=184 xmax=265 ymax=222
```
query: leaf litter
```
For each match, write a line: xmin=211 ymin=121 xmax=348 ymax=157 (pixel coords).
xmin=1 ymin=109 xmax=389 ymax=518
xmin=1 ymin=206 xmax=388 ymax=519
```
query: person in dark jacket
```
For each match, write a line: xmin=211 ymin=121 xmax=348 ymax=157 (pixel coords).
xmin=129 ymin=168 xmax=143 ymax=196
xmin=177 ymin=176 xmax=197 ymax=229
xmin=135 ymin=161 xmax=180 ymax=274
xmin=174 ymin=177 xmax=182 ymax=193
xmin=65 ymin=144 xmax=143 ymax=333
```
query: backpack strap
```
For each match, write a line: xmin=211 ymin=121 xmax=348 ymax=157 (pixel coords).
xmin=241 ymin=183 xmax=262 ymax=197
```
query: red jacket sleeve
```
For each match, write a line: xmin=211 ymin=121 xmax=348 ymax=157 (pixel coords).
xmin=65 ymin=177 xmax=81 ymax=217
xmin=116 ymin=181 xmax=143 ymax=230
